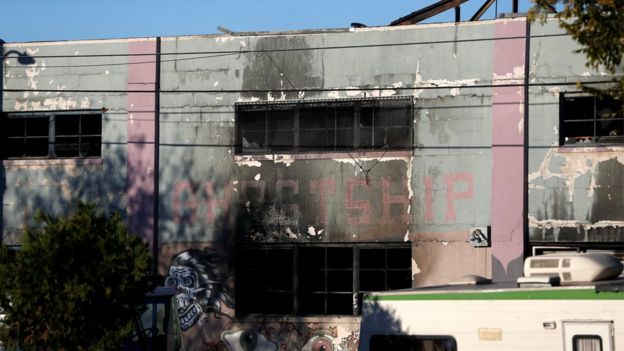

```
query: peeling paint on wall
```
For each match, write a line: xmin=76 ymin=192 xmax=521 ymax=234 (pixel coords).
xmin=528 ymin=146 xmax=624 ymax=200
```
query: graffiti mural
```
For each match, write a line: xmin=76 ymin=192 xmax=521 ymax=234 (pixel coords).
xmin=165 ymin=249 xmax=234 ymax=331
xmin=165 ymin=249 xmax=360 ymax=351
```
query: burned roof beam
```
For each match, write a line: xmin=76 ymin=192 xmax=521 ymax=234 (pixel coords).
xmin=391 ymin=0 xmax=468 ymax=26
xmin=470 ymin=0 xmax=496 ymax=21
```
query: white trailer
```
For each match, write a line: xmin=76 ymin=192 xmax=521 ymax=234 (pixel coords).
xmin=359 ymin=253 xmax=624 ymax=351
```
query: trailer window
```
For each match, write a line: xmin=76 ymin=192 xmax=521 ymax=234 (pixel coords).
xmin=573 ymin=335 xmax=602 ymax=351
xmin=370 ymin=335 xmax=457 ymax=351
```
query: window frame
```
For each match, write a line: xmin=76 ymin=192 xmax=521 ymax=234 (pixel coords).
xmin=572 ymin=334 xmax=603 ymax=351
xmin=2 ymin=109 xmax=103 ymax=160
xmin=559 ymin=92 xmax=624 ymax=146
xmin=234 ymin=242 xmax=412 ymax=317
xmin=235 ymin=96 xmax=414 ymax=155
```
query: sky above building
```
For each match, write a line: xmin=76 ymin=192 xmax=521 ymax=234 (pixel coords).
xmin=2 ymin=0 xmax=537 ymax=43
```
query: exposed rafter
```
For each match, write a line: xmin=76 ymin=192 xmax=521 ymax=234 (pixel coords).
xmin=470 ymin=0 xmax=496 ymax=21
xmin=390 ymin=0 xmax=468 ymax=25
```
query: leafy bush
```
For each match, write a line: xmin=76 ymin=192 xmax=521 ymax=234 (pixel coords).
xmin=0 ymin=203 xmax=156 ymax=350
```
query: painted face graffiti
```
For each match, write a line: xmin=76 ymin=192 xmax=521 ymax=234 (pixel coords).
xmin=165 ymin=265 xmax=205 ymax=330
xmin=164 ymin=249 xmax=234 ymax=332
xmin=222 ymin=329 xmax=278 ymax=351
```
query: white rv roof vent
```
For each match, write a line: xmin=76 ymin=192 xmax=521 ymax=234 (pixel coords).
xmin=523 ymin=252 xmax=623 ymax=283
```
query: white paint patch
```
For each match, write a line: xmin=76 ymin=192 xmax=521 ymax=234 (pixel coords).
xmin=333 ymin=155 xmax=410 ymax=165
xmin=548 ymin=86 xmax=561 ymax=96
xmin=327 ymin=91 xmax=341 ymax=99
xmin=450 ymin=88 xmax=460 ymax=96
xmin=307 ymin=226 xmax=317 ymax=236
xmin=528 ymin=145 xmax=624 ymax=200
xmin=529 ymin=216 xmax=624 ymax=230
xmin=411 ymin=258 xmax=421 ymax=277
xmin=492 ymin=65 xmax=525 ymax=85
xmin=286 ymin=227 xmax=298 ymax=239
xmin=554 ymin=126 xmax=559 ymax=135
xmin=213 ymin=81 xmax=219 ymax=87
xmin=404 ymin=230 xmax=410 ymax=242
xmin=215 ymin=36 xmax=237 ymax=43
xmin=234 ymin=155 xmax=262 ymax=167
xmin=298 ymin=91 xmax=305 ymax=99
xmin=412 ymin=57 xmax=481 ymax=97
xmin=318 ymin=229 xmax=324 ymax=235
xmin=254 ymin=173 xmax=261 ymax=181
xmin=80 ymin=97 xmax=90 ymax=109
xmin=43 ymin=96 xmax=79 ymax=110
xmin=272 ymin=154 xmax=295 ymax=167
xmin=105 ymin=70 xmax=109 ymax=75
xmin=581 ymin=72 xmax=591 ymax=77
xmin=232 ymin=180 xmax=239 ymax=185
xmin=517 ymin=116 xmax=524 ymax=134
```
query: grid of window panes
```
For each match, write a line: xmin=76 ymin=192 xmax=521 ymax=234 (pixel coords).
xmin=235 ymin=244 xmax=412 ymax=317
xmin=3 ymin=111 xmax=102 ymax=159
xmin=560 ymin=93 xmax=623 ymax=145
xmin=236 ymin=96 xmax=413 ymax=154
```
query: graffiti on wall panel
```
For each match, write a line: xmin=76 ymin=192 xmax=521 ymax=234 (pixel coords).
xmin=164 ymin=249 xmax=234 ymax=332
xmin=172 ymin=176 xmax=411 ymax=241
xmin=171 ymin=171 xmax=475 ymax=240
xmin=423 ymin=172 xmax=474 ymax=223
xmin=165 ymin=249 xmax=360 ymax=351
xmin=528 ymin=147 xmax=624 ymax=242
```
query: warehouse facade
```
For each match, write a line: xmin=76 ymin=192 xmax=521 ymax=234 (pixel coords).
xmin=2 ymin=15 xmax=623 ymax=350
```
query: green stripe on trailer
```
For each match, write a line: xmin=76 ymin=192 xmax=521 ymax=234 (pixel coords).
xmin=367 ymin=288 xmax=624 ymax=301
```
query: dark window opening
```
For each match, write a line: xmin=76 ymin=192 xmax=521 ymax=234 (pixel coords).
xmin=572 ymin=335 xmax=603 ymax=351
xmin=560 ymin=93 xmax=624 ymax=145
xmin=235 ymin=244 xmax=412 ymax=317
xmin=370 ymin=335 xmax=457 ymax=351
xmin=3 ymin=111 xmax=102 ymax=159
xmin=236 ymin=96 xmax=413 ymax=154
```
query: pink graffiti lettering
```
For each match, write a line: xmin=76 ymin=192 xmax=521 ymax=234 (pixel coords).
xmin=345 ymin=178 xmax=372 ymax=225
xmin=381 ymin=177 xmax=410 ymax=224
xmin=276 ymin=180 xmax=300 ymax=221
xmin=173 ymin=182 xmax=198 ymax=223
xmin=205 ymin=182 xmax=233 ymax=222
xmin=309 ymin=178 xmax=336 ymax=225
xmin=444 ymin=172 xmax=474 ymax=222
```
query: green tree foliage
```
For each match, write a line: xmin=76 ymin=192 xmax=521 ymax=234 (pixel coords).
xmin=0 ymin=203 xmax=156 ymax=350
xmin=529 ymin=0 xmax=624 ymax=100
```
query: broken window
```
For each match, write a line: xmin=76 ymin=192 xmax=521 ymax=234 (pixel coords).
xmin=235 ymin=244 xmax=412 ymax=316
xmin=3 ymin=111 xmax=102 ymax=159
xmin=235 ymin=96 xmax=413 ymax=154
xmin=560 ymin=93 xmax=624 ymax=145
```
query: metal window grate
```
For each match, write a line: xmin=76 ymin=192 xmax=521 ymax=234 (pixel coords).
xmin=236 ymin=96 xmax=413 ymax=154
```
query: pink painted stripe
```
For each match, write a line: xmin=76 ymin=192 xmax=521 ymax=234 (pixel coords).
xmin=491 ymin=19 xmax=526 ymax=278
xmin=127 ymin=40 xmax=157 ymax=247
